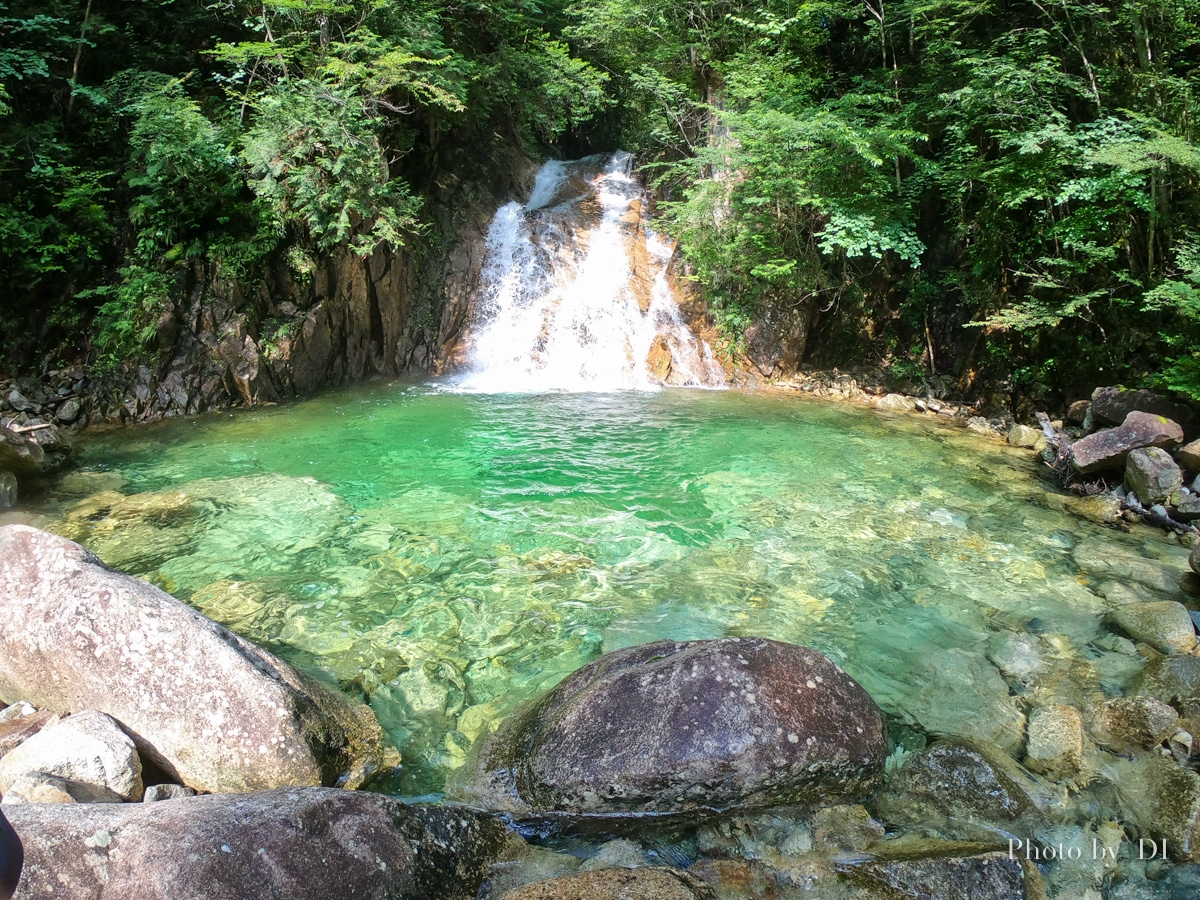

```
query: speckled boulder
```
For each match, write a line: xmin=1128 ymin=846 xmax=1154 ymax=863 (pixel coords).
xmin=0 ymin=710 xmax=142 ymax=802
xmin=3 ymin=787 xmax=507 ymax=899
xmin=459 ymin=637 xmax=887 ymax=819
xmin=0 ymin=524 xmax=383 ymax=793
xmin=1090 ymin=697 xmax=1179 ymax=751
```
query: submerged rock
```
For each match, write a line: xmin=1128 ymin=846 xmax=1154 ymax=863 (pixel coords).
xmin=1074 ymin=541 xmax=1186 ymax=595
xmin=1090 ymin=697 xmax=1179 ymax=751
xmin=4 ymin=787 xmax=507 ymax=899
xmin=0 ymin=710 xmax=142 ymax=802
xmin=1062 ymin=493 xmax=1123 ymax=525
xmin=57 ymin=473 xmax=349 ymax=579
xmin=1069 ymin=411 xmax=1183 ymax=474
xmin=0 ymin=470 xmax=15 ymax=509
xmin=459 ymin=638 xmax=887 ymax=819
xmin=1125 ymin=447 xmax=1184 ymax=506
xmin=809 ymin=803 xmax=886 ymax=852
xmin=987 ymin=633 xmax=1048 ymax=684
xmin=872 ymin=741 xmax=1041 ymax=832
xmin=0 ymin=525 xmax=384 ymax=793
xmin=1141 ymin=757 xmax=1200 ymax=862
xmin=497 ymin=868 xmax=716 ymax=900
xmin=1108 ymin=601 xmax=1197 ymax=655
xmin=1023 ymin=704 xmax=1083 ymax=778
xmin=834 ymin=839 xmax=1042 ymax=900
xmin=1137 ymin=654 xmax=1200 ymax=704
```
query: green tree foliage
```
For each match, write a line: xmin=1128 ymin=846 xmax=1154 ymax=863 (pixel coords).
xmin=571 ymin=0 xmax=1200 ymax=401
xmin=0 ymin=0 xmax=609 ymax=368
xmin=3 ymin=0 xmax=1199 ymax=403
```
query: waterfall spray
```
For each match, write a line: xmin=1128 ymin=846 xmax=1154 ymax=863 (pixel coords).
xmin=455 ymin=153 xmax=724 ymax=393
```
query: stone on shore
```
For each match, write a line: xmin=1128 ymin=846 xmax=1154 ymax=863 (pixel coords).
xmin=143 ymin=784 xmax=197 ymax=802
xmin=1 ymin=772 xmax=126 ymax=805
xmin=0 ymin=710 xmax=142 ymax=802
xmin=459 ymin=637 xmax=887 ymax=818
xmin=497 ymin=868 xmax=717 ymax=900
xmin=1108 ymin=601 xmax=1198 ymax=655
xmin=1179 ymin=439 xmax=1200 ymax=472
xmin=876 ymin=393 xmax=916 ymax=412
xmin=0 ymin=525 xmax=384 ymax=793
xmin=1125 ymin=447 xmax=1184 ymax=506
xmin=0 ymin=428 xmax=44 ymax=477
xmin=3 ymin=787 xmax=507 ymax=900
xmin=1069 ymin=411 xmax=1183 ymax=475
xmin=1007 ymin=424 xmax=1042 ymax=449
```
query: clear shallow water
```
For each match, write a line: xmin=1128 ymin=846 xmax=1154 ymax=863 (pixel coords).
xmin=31 ymin=381 xmax=1190 ymax=798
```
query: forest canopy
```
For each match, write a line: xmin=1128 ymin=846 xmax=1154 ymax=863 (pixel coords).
xmin=1 ymin=0 xmax=1198 ymax=403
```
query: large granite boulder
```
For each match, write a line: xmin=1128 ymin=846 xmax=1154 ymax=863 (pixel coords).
xmin=0 ymin=525 xmax=383 ymax=793
xmin=4 ymin=787 xmax=507 ymax=899
xmin=1069 ymin=411 xmax=1183 ymax=474
xmin=1125 ymin=447 xmax=1184 ymax=505
xmin=459 ymin=637 xmax=887 ymax=819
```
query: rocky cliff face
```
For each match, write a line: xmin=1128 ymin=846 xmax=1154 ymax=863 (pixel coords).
xmin=0 ymin=148 xmax=541 ymax=430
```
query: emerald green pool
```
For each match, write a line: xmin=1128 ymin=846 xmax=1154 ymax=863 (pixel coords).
xmin=32 ymin=381 xmax=1188 ymax=796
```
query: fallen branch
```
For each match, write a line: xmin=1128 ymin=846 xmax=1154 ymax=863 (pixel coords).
xmin=1121 ymin=493 xmax=1197 ymax=535
xmin=10 ymin=423 xmax=53 ymax=434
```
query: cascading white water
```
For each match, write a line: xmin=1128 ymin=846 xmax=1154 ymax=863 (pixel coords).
xmin=454 ymin=152 xmax=725 ymax=393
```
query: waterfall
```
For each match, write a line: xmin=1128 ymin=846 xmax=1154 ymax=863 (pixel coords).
xmin=453 ymin=152 xmax=725 ymax=393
